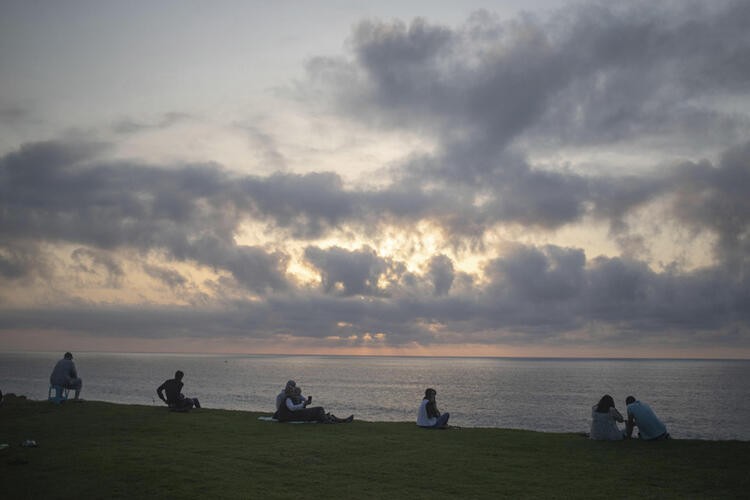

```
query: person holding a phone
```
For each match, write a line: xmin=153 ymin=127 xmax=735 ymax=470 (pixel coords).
xmin=417 ymin=388 xmax=450 ymax=429
xmin=275 ymin=384 xmax=352 ymax=423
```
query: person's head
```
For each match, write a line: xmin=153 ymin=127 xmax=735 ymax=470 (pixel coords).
xmin=424 ymin=388 xmax=436 ymax=400
xmin=285 ymin=380 xmax=296 ymax=391
xmin=625 ymin=395 xmax=636 ymax=405
xmin=285 ymin=384 xmax=297 ymax=396
xmin=174 ymin=370 xmax=184 ymax=381
xmin=64 ymin=352 xmax=73 ymax=360
xmin=595 ymin=394 xmax=615 ymax=413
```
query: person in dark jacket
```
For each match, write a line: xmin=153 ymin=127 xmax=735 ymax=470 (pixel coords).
xmin=156 ymin=370 xmax=200 ymax=411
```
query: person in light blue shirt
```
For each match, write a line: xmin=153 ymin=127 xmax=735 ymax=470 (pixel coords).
xmin=625 ymin=396 xmax=670 ymax=440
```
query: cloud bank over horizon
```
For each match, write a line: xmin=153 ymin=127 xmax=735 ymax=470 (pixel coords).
xmin=1 ymin=1 xmax=749 ymax=356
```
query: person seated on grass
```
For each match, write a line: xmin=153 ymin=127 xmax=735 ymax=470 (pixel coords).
xmin=156 ymin=370 xmax=201 ymax=412
xmin=275 ymin=385 xmax=352 ymax=423
xmin=275 ymin=380 xmax=298 ymax=414
xmin=590 ymin=394 xmax=625 ymax=440
xmin=417 ymin=388 xmax=450 ymax=429
xmin=50 ymin=352 xmax=83 ymax=401
xmin=625 ymin=395 xmax=670 ymax=440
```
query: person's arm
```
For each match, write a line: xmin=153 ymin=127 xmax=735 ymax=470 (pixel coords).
xmin=611 ymin=408 xmax=624 ymax=423
xmin=286 ymin=397 xmax=306 ymax=411
xmin=625 ymin=411 xmax=636 ymax=438
xmin=426 ymin=400 xmax=441 ymax=419
xmin=70 ymin=362 xmax=78 ymax=379
xmin=156 ymin=382 xmax=167 ymax=403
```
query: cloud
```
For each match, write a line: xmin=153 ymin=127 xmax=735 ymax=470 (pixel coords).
xmin=670 ymin=142 xmax=750 ymax=272
xmin=1 ymin=133 xmax=749 ymax=347
xmin=302 ymin=0 xmax=750 ymax=233
xmin=427 ymin=254 xmax=454 ymax=296
xmin=143 ymin=264 xmax=188 ymax=289
xmin=1 ymin=2 xmax=750 ymax=354
xmin=111 ymin=112 xmax=194 ymax=135
xmin=0 ymin=241 xmax=49 ymax=281
xmin=304 ymin=245 xmax=388 ymax=296
xmin=0 ymin=105 xmax=30 ymax=126
xmin=309 ymin=1 xmax=750 ymax=148
xmin=0 ymin=140 xmax=289 ymax=292
xmin=2 ymin=241 xmax=747 ymax=350
xmin=71 ymin=247 xmax=124 ymax=287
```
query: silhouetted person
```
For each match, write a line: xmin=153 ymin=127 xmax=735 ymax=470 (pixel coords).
xmin=50 ymin=352 xmax=83 ymax=400
xmin=625 ymin=395 xmax=669 ymax=440
xmin=417 ymin=388 xmax=450 ymax=428
xmin=157 ymin=370 xmax=200 ymax=411
xmin=590 ymin=394 xmax=624 ymax=440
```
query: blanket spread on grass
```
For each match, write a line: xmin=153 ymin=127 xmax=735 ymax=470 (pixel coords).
xmin=257 ymin=416 xmax=317 ymax=424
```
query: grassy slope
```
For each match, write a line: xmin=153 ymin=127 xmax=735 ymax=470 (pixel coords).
xmin=1 ymin=396 xmax=748 ymax=499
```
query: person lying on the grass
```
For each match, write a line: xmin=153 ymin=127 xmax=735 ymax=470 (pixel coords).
xmin=275 ymin=385 xmax=352 ymax=423
xmin=156 ymin=370 xmax=201 ymax=411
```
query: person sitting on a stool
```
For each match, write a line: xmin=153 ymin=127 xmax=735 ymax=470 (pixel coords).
xmin=50 ymin=352 xmax=83 ymax=401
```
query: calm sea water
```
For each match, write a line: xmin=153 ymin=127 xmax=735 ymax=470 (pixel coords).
xmin=1 ymin=352 xmax=748 ymax=441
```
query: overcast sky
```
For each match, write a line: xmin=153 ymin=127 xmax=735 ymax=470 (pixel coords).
xmin=1 ymin=0 xmax=749 ymax=357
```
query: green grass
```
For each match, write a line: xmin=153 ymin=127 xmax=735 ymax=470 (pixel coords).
xmin=1 ymin=395 xmax=748 ymax=499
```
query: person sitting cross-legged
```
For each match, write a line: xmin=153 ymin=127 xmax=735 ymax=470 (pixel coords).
xmin=417 ymin=388 xmax=450 ymax=429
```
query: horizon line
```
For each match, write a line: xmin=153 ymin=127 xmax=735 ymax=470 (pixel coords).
xmin=2 ymin=349 xmax=748 ymax=362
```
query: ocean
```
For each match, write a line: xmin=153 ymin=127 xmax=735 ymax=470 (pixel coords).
xmin=1 ymin=352 xmax=748 ymax=440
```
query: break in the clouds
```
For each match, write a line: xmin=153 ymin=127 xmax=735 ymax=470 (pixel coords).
xmin=0 ymin=0 xmax=749 ymax=356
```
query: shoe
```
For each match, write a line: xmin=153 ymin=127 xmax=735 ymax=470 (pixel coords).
xmin=343 ymin=415 xmax=354 ymax=423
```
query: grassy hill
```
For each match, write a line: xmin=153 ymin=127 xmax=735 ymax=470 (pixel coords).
xmin=1 ymin=395 xmax=748 ymax=499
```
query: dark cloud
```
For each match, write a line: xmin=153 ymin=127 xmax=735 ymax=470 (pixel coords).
xmin=428 ymin=254 xmax=454 ymax=297
xmin=0 ymin=140 xmax=288 ymax=292
xmin=309 ymin=1 xmax=750 ymax=150
xmin=242 ymin=172 xmax=354 ymax=238
xmin=143 ymin=264 xmax=187 ymax=289
xmin=304 ymin=246 xmax=388 ymax=296
xmin=302 ymin=0 xmax=750 ymax=233
xmin=668 ymin=142 xmax=750 ymax=273
xmin=1 ymin=241 xmax=747 ymax=348
xmin=0 ymin=241 xmax=49 ymax=281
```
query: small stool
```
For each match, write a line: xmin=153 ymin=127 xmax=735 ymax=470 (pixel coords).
xmin=48 ymin=384 xmax=70 ymax=404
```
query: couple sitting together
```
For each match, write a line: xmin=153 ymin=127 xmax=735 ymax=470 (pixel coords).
xmin=273 ymin=380 xmax=353 ymax=424
xmin=590 ymin=394 xmax=670 ymax=441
